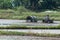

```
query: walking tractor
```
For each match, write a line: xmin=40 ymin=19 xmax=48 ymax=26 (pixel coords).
xmin=26 ymin=16 xmax=38 ymax=22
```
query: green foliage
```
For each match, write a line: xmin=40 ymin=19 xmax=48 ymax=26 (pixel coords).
xmin=0 ymin=25 xmax=60 ymax=29
xmin=0 ymin=0 xmax=12 ymax=9
xmin=0 ymin=0 xmax=59 ymax=10
xmin=0 ymin=31 xmax=60 ymax=37
xmin=0 ymin=9 xmax=60 ymax=20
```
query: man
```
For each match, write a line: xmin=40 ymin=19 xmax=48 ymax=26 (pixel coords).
xmin=43 ymin=15 xmax=54 ymax=23
xmin=43 ymin=15 xmax=50 ymax=23
xmin=45 ymin=15 xmax=50 ymax=21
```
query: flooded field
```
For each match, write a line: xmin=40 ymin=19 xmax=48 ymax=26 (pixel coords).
xmin=0 ymin=19 xmax=60 ymax=26
xmin=0 ymin=36 xmax=60 ymax=40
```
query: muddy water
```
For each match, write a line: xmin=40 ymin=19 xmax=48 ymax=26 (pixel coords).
xmin=0 ymin=36 xmax=60 ymax=40
xmin=0 ymin=19 xmax=60 ymax=26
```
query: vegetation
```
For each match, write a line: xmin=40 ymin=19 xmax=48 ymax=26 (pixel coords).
xmin=0 ymin=8 xmax=60 ymax=20
xmin=0 ymin=0 xmax=59 ymax=20
xmin=0 ymin=0 xmax=60 ymax=37
xmin=0 ymin=0 xmax=60 ymax=10
xmin=0 ymin=31 xmax=60 ymax=37
xmin=0 ymin=25 xmax=60 ymax=29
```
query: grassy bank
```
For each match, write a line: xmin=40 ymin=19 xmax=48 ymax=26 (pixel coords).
xmin=0 ymin=7 xmax=60 ymax=20
xmin=0 ymin=31 xmax=60 ymax=37
xmin=0 ymin=25 xmax=60 ymax=29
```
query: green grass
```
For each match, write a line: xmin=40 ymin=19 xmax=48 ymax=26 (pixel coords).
xmin=0 ymin=7 xmax=60 ymax=20
xmin=0 ymin=31 xmax=60 ymax=37
xmin=0 ymin=25 xmax=60 ymax=29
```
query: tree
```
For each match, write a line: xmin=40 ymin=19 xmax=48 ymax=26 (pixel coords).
xmin=29 ymin=0 xmax=39 ymax=10
xmin=0 ymin=0 xmax=12 ymax=9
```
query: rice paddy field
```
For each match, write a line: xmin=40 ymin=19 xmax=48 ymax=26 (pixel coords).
xmin=0 ymin=31 xmax=60 ymax=37
xmin=0 ymin=7 xmax=60 ymax=39
xmin=0 ymin=8 xmax=60 ymax=21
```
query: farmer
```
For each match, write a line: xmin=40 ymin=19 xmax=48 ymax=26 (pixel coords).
xmin=45 ymin=15 xmax=50 ymax=21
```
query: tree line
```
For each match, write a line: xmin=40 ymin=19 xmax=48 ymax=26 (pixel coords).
xmin=0 ymin=0 xmax=60 ymax=10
